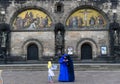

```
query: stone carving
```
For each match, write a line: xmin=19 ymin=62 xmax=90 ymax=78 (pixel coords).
xmin=114 ymin=30 xmax=118 ymax=44
xmin=0 ymin=32 xmax=7 ymax=47
xmin=56 ymin=31 xmax=63 ymax=46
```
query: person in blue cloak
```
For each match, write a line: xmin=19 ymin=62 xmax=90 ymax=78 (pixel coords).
xmin=67 ymin=54 xmax=75 ymax=82
xmin=58 ymin=54 xmax=75 ymax=82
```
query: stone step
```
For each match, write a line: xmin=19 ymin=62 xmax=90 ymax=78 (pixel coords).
xmin=0 ymin=63 xmax=120 ymax=71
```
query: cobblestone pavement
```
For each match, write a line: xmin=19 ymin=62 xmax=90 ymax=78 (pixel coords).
xmin=1 ymin=70 xmax=120 ymax=84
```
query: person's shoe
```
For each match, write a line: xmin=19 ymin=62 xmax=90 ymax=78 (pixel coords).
xmin=50 ymin=81 xmax=54 ymax=84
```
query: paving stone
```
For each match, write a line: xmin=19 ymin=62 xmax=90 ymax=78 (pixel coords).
xmin=1 ymin=70 xmax=120 ymax=84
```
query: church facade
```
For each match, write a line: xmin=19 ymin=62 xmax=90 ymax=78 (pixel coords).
xmin=0 ymin=0 xmax=120 ymax=62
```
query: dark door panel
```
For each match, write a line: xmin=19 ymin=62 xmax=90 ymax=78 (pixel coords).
xmin=81 ymin=43 xmax=92 ymax=60
xmin=27 ymin=44 xmax=38 ymax=60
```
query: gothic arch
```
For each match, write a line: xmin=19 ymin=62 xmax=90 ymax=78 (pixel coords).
xmin=9 ymin=6 xmax=54 ymax=30
xmin=76 ymin=38 xmax=98 ymax=59
xmin=64 ymin=5 xmax=110 ymax=28
xmin=22 ymin=39 xmax=43 ymax=60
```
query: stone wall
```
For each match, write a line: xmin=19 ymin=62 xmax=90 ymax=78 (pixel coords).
xmin=10 ymin=31 xmax=55 ymax=59
xmin=65 ymin=30 xmax=110 ymax=58
xmin=5 ymin=0 xmax=117 ymax=25
xmin=0 ymin=0 xmax=118 ymax=61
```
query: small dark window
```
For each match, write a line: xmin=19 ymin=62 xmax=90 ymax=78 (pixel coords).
xmin=57 ymin=5 xmax=62 ymax=12
xmin=55 ymin=2 xmax=64 ymax=13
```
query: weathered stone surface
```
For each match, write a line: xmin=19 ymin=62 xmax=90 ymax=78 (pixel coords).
xmin=0 ymin=0 xmax=119 ymax=61
xmin=10 ymin=32 xmax=55 ymax=58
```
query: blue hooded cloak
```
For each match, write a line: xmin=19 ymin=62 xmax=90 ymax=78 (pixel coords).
xmin=58 ymin=54 xmax=69 ymax=82
xmin=58 ymin=54 xmax=75 ymax=82
xmin=67 ymin=55 xmax=75 ymax=82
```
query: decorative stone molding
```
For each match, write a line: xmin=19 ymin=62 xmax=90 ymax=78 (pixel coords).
xmin=76 ymin=38 xmax=98 ymax=59
xmin=22 ymin=39 xmax=43 ymax=60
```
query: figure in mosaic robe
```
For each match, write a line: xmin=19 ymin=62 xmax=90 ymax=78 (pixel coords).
xmin=89 ymin=16 xmax=96 ymax=26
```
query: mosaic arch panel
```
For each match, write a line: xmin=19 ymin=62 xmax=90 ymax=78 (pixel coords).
xmin=12 ymin=9 xmax=52 ymax=30
xmin=66 ymin=9 xmax=107 ymax=28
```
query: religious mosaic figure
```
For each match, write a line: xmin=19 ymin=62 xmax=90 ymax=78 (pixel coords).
xmin=27 ymin=19 xmax=37 ymax=30
xmin=35 ymin=14 xmax=41 ymax=29
xmin=44 ymin=16 xmax=49 ymax=27
xmin=41 ymin=17 xmax=46 ymax=28
xmin=13 ymin=9 xmax=52 ymax=30
xmin=29 ymin=12 xmax=34 ymax=21
xmin=89 ymin=16 xmax=96 ymax=26
xmin=80 ymin=9 xmax=91 ymax=26
xmin=68 ymin=17 xmax=73 ymax=28
xmin=40 ymin=16 xmax=50 ymax=28
xmin=66 ymin=9 xmax=107 ymax=28
xmin=14 ymin=17 xmax=24 ymax=29
xmin=71 ymin=16 xmax=78 ymax=28
xmin=78 ymin=16 xmax=83 ymax=27
xmin=23 ymin=12 xmax=33 ymax=28
xmin=96 ymin=15 xmax=104 ymax=26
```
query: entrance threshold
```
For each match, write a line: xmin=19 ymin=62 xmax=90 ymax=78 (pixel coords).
xmin=81 ymin=59 xmax=93 ymax=63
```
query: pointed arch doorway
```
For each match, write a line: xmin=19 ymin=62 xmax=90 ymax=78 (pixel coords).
xmin=81 ymin=43 xmax=92 ymax=60
xmin=27 ymin=44 xmax=38 ymax=60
